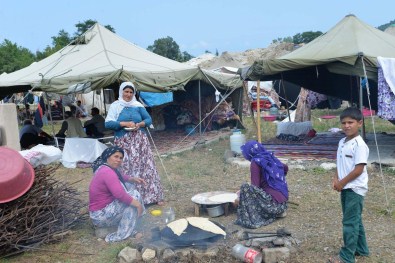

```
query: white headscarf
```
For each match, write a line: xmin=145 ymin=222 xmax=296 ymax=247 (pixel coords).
xmin=118 ymin=82 xmax=144 ymax=108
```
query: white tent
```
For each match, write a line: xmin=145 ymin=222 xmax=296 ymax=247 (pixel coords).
xmin=0 ymin=23 xmax=242 ymax=97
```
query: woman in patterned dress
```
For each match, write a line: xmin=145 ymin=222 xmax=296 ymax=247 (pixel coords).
xmin=235 ymin=140 xmax=289 ymax=228
xmin=89 ymin=146 xmax=145 ymax=242
xmin=105 ymin=82 xmax=164 ymax=205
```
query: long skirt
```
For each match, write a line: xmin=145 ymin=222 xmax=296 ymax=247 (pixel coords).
xmin=235 ymin=183 xmax=287 ymax=229
xmin=115 ymin=130 xmax=164 ymax=205
xmin=90 ymin=183 xmax=144 ymax=242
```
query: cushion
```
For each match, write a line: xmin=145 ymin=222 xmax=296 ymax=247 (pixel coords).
xmin=276 ymin=121 xmax=313 ymax=137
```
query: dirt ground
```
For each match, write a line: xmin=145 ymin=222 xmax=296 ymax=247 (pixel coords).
xmin=3 ymin=138 xmax=395 ymax=263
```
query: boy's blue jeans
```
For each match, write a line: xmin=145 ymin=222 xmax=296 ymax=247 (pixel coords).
xmin=339 ymin=189 xmax=369 ymax=263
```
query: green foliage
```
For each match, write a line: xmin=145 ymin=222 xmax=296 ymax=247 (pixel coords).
xmin=215 ymin=48 xmax=219 ymax=56
xmin=74 ymin=19 xmax=115 ymax=37
xmin=292 ymin=31 xmax=323 ymax=44
xmin=378 ymin=19 xmax=395 ymax=31
xmin=271 ymin=36 xmax=293 ymax=44
xmin=0 ymin=39 xmax=35 ymax=74
xmin=147 ymin=36 xmax=194 ymax=62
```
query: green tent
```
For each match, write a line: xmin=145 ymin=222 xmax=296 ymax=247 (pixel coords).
xmin=240 ymin=14 xmax=395 ymax=109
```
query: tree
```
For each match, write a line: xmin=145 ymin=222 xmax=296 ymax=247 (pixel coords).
xmin=215 ymin=49 xmax=219 ymax=56
xmin=292 ymin=31 xmax=322 ymax=44
xmin=147 ymin=36 xmax=182 ymax=61
xmin=0 ymin=39 xmax=35 ymax=74
xmin=271 ymin=36 xmax=293 ymax=44
xmin=180 ymin=51 xmax=194 ymax=62
xmin=378 ymin=20 xmax=395 ymax=31
xmin=74 ymin=19 xmax=115 ymax=37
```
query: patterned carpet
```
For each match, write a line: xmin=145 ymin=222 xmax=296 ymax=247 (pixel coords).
xmin=262 ymin=132 xmax=343 ymax=160
xmin=147 ymin=129 xmax=232 ymax=155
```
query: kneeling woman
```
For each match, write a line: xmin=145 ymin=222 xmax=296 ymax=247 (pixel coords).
xmin=235 ymin=140 xmax=289 ymax=229
xmin=89 ymin=146 xmax=145 ymax=242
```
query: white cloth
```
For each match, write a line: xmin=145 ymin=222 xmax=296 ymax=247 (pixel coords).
xmin=377 ymin=57 xmax=395 ymax=94
xmin=336 ymin=135 xmax=369 ymax=196
xmin=276 ymin=121 xmax=312 ymax=136
xmin=61 ymin=138 xmax=108 ymax=168
xmin=19 ymin=144 xmax=62 ymax=168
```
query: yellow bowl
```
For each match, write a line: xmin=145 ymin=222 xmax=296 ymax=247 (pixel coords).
xmin=150 ymin=209 xmax=162 ymax=216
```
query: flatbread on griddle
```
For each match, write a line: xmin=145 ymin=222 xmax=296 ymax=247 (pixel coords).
xmin=167 ymin=218 xmax=188 ymax=236
xmin=186 ymin=217 xmax=226 ymax=236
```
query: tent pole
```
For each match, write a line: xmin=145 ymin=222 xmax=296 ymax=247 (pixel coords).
xmin=359 ymin=77 xmax=366 ymax=139
xmin=256 ymin=80 xmax=261 ymax=143
xmin=198 ymin=80 xmax=202 ymax=136
xmin=103 ymin=89 xmax=107 ymax=116
xmin=280 ymin=75 xmax=291 ymax=122
xmin=45 ymin=92 xmax=56 ymax=137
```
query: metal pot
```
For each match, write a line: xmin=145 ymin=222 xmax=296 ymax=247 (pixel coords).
xmin=206 ymin=205 xmax=224 ymax=217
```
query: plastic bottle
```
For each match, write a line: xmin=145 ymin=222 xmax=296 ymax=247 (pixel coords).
xmin=232 ymin=244 xmax=262 ymax=263
xmin=163 ymin=207 xmax=175 ymax=224
xmin=230 ymin=129 xmax=246 ymax=154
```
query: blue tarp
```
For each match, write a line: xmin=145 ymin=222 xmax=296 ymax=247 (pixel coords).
xmin=140 ymin=92 xmax=173 ymax=107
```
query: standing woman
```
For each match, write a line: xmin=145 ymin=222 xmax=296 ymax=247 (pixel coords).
xmin=105 ymin=82 xmax=164 ymax=205
xmin=89 ymin=146 xmax=145 ymax=242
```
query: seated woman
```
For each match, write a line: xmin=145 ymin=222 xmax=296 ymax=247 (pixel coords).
xmin=89 ymin=146 xmax=145 ymax=242
xmin=211 ymin=100 xmax=240 ymax=130
xmin=235 ymin=140 xmax=288 ymax=229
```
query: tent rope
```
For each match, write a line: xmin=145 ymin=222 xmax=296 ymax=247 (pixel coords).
xmin=145 ymin=127 xmax=174 ymax=191
xmin=361 ymin=56 xmax=391 ymax=214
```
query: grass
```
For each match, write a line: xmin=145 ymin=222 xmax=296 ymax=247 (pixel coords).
xmin=5 ymin=108 xmax=394 ymax=263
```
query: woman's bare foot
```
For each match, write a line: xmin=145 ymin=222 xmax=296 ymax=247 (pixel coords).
xmin=157 ymin=201 xmax=165 ymax=206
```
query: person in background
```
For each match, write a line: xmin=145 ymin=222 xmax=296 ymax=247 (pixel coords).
xmin=328 ymin=107 xmax=370 ymax=263
xmin=56 ymin=106 xmax=87 ymax=138
xmin=19 ymin=119 xmax=53 ymax=149
xmin=235 ymin=140 xmax=288 ymax=228
xmin=89 ymin=146 xmax=145 ymax=242
xmin=105 ymin=82 xmax=164 ymax=206
xmin=84 ymin=107 xmax=106 ymax=138
xmin=76 ymin=100 xmax=88 ymax=118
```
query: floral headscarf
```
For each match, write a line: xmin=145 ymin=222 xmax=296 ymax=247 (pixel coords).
xmin=241 ymin=140 xmax=288 ymax=198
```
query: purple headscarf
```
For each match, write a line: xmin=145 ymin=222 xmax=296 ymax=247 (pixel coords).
xmin=241 ymin=140 xmax=288 ymax=199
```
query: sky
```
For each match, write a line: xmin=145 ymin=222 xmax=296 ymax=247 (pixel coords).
xmin=1 ymin=0 xmax=394 ymax=57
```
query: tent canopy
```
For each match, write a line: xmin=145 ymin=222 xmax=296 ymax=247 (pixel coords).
xmin=0 ymin=23 xmax=242 ymax=97
xmin=240 ymin=14 xmax=395 ymax=109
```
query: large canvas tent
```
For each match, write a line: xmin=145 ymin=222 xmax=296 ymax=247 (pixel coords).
xmin=240 ymin=14 xmax=395 ymax=110
xmin=0 ymin=23 xmax=242 ymax=97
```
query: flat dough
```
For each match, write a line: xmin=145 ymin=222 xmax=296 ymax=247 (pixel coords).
xmin=208 ymin=193 xmax=237 ymax=203
xmin=186 ymin=217 xmax=226 ymax=236
xmin=167 ymin=218 xmax=188 ymax=236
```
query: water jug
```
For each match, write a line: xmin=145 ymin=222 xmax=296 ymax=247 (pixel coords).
xmin=230 ymin=130 xmax=246 ymax=154
xmin=232 ymin=244 xmax=262 ymax=263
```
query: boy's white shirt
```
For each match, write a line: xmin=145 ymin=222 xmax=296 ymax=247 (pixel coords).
xmin=336 ymin=135 xmax=369 ymax=196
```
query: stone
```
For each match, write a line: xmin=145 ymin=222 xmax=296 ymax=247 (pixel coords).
xmin=94 ymin=227 xmax=117 ymax=239
xmin=142 ymin=248 xmax=156 ymax=262
xmin=176 ymin=248 xmax=191 ymax=258
xmin=320 ymin=162 xmax=337 ymax=170
xmin=118 ymin=247 xmax=139 ymax=263
xmin=251 ymin=236 xmax=277 ymax=247
xmin=272 ymin=237 xmax=285 ymax=246
xmin=162 ymin=248 xmax=175 ymax=260
xmin=262 ymin=247 xmax=290 ymax=263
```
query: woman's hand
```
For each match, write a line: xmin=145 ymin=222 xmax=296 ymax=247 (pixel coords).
xmin=129 ymin=177 xmax=146 ymax=185
xmin=131 ymin=199 xmax=143 ymax=217
xmin=121 ymin=121 xmax=137 ymax=128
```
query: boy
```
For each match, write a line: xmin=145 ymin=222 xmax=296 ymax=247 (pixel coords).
xmin=329 ymin=107 xmax=369 ymax=263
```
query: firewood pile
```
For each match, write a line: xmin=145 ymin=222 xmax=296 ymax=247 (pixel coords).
xmin=0 ymin=165 xmax=87 ymax=258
